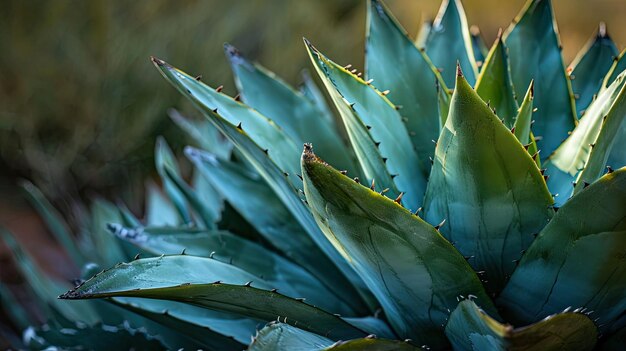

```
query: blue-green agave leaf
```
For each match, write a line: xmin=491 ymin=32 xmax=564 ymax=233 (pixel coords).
xmin=504 ymin=0 xmax=577 ymax=157
xmin=145 ymin=181 xmax=179 ymax=227
xmin=111 ymin=298 xmax=248 ymax=350
xmin=248 ymin=322 xmax=334 ymax=351
xmin=545 ymin=71 xmax=626 ymax=205
xmin=24 ymin=321 xmax=166 ymax=351
xmin=107 ymin=225 xmax=354 ymax=315
xmin=470 ymin=26 xmax=489 ymax=68
xmin=155 ymin=137 xmax=192 ymax=225
xmin=423 ymin=0 xmax=477 ymax=86
xmin=423 ymin=70 xmax=554 ymax=294
xmin=342 ymin=317 xmax=395 ymax=339
xmin=301 ymin=145 xmax=496 ymax=349
xmin=499 ymin=167 xmax=626 ymax=334
xmin=168 ymin=108 xmax=233 ymax=159
xmin=185 ymin=148 xmax=369 ymax=314
xmin=513 ymin=82 xmax=541 ymax=167
xmin=445 ymin=300 xmax=597 ymax=351
xmin=152 ymin=57 xmax=372 ymax=311
xmin=162 ymin=166 xmax=217 ymax=229
xmin=475 ymin=33 xmax=518 ymax=126
xmin=60 ymin=255 xmax=368 ymax=340
xmin=87 ymin=198 xmax=129 ymax=266
xmin=603 ymin=49 xmax=626 ymax=88
xmin=0 ymin=283 xmax=32 ymax=330
xmin=366 ymin=0 xmax=447 ymax=173
xmin=225 ymin=44 xmax=356 ymax=174
xmin=570 ymin=24 xmax=619 ymax=117
xmin=300 ymin=69 xmax=335 ymax=122
xmin=305 ymin=39 xmax=425 ymax=210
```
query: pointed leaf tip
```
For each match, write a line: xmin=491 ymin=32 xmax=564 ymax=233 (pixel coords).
xmin=456 ymin=61 xmax=463 ymax=77
xmin=150 ymin=56 xmax=166 ymax=67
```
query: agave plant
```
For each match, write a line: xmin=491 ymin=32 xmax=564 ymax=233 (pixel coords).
xmin=2 ymin=0 xmax=626 ymax=350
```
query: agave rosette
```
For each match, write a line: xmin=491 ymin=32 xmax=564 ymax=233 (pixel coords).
xmin=3 ymin=0 xmax=626 ymax=350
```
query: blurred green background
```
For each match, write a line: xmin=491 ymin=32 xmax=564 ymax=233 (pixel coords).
xmin=1 ymin=0 xmax=625 ymax=204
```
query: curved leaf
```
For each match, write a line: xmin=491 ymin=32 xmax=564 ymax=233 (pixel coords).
xmin=470 ymin=26 xmax=489 ymax=68
xmin=475 ymin=34 xmax=518 ymax=126
xmin=305 ymin=40 xmax=425 ymax=210
xmin=60 ymin=256 xmax=367 ymax=340
xmin=546 ymin=71 xmax=626 ymax=205
xmin=570 ymin=24 xmax=619 ymax=117
xmin=603 ymin=49 xmax=626 ymax=88
xmin=513 ymin=82 xmax=541 ymax=167
xmin=108 ymin=225 xmax=354 ymax=315
xmin=302 ymin=145 xmax=496 ymax=348
xmin=423 ymin=70 xmax=554 ymax=294
xmin=153 ymin=57 xmax=373 ymax=312
xmin=248 ymin=322 xmax=333 ymax=351
xmin=145 ymin=181 xmax=179 ymax=227
xmin=423 ymin=0 xmax=477 ymax=86
xmin=366 ymin=0 xmax=447 ymax=173
xmin=225 ymin=44 xmax=356 ymax=173
xmin=499 ymin=168 xmax=626 ymax=334
xmin=504 ymin=0 xmax=577 ymax=157
xmin=445 ymin=300 xmax=597 ymax=351
xmin=155 ymin=137 xmax=192 ymax=225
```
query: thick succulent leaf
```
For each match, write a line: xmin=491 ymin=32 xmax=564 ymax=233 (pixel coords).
xmin=153 ymin=57 xmax=372 ymax=311
xmin=87 ymin=198 xmax=128 ymax=266
xmin=225 ymin=44 xmax=356 ymax=173
xmin=423 ymin=0 xmax=477 ymax=86
xmin=108 ymin=225 xmax=354 ymax=315
xmin=499 ymin=168 xmax=626 ymax=333
xmin=306 ymin=40 xmax=425 ymax=210
xmin=504 ymin=0 xmax=577 ymax=157
xmin=111 ymin=298 xmax=247 ymax=350
xmin=445 ymin=300 xmax=597 ymax=351
xmin=470 ymin=27 xmax=488 ymax=67
xmin=191 ymin=169 xmax=224 ymax=225
xmin=248 ymin=323 xmax=418 ymax=351
xmin=168 ymin=109 xmax=233 ymax=159
xmin=366 ymin=0 xmax=447 ymax=172
xmin=513 ymin=82 xmax=541 ymax=167
xmin=437 ymin=80 xmax=451 ymax=128
xmin=545 ymin=71 xmax=626 ymax=205
xmin=248 ymin=322 xmax=333 ymax=351
xmin=185 ymin=148 xmax=366 ymax=314
xmin=570 ymin=24 xmax=619 ymax=117
xmin=162 ymin=166 xmax=217 ymax=229
xmin=342 ymin=317 xmax=395 ymax=339
xmin=145 ymin=181 xmax=179 ymax=227
xmin=475 ymin=35 xmax=518 ymax=126
xmin=20 ymin=181 xmax=84 ymax=265
xmin=155 ymin=137 xmax=192 ymax=224
xmin=60 ymin=256 xmax=367 ymax=340
xmin=0 ymin=228 xmax=99 ymax=325
xmin=423 ymin=71 xmax=554 ymax=294
xmin=24 ymin=321 xmax=166 ymax=351
xmin=300 ymin=70 xmax=335 ymax=122
xmin=301 ymin=145 xmax=496 ymax=348
xmin=604 ymin=49 xmax=626 ymax=88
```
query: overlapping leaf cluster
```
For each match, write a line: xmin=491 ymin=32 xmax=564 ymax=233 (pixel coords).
xmin=2 ymin=0 xmax=626 ymax=350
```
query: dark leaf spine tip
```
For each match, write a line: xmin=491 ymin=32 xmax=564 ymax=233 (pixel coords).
xmin=133 ymin=253 xmax=141 ymax=260
xmin=510 ymin=127 xmax=516 ymax=134
xmin=531 ymin=150 xmax=541 ymax=159
xmin=215 ymin=85 xmax=224 ymax=93
xmin=543 ymin=175 xmax=549 ymax=182
xmin=340 ymin=170 xmax=347 ymax=175
xmin=357 ymin=72 xmax=362 ymax=77
xmin=194 ymin=75 xmax=202 ymax=81
xmin=234 ymin=94 xmax=241 ymax=101
xmin=435 ymin=219 xmax=446 ymax=230
xmin=353 ymin=177 xmax=360 ymax=184
xmin=244 ymin=281 xmax=252 ymax=287
xmin=395 ymin=105 xmax=403 ymax=110
xmin=296 ymin=298 xmax=306 ymax=302
xmin=271 ymin=288 xmax=278 ymax=293
xmin=374 ymin=142 xmax=381 ymax=147
xmin=212 ymin=108 xmax=218 ymax=114
xmin=236 ymin=122 xmax=243 ymax=130
xmin=381 ymin=90 xmax=390 ymax=96
xmin=456 ymin=61 xmax=463 ymax=77
xmin=181 ymin=248 xmax=186 ymax=255
xmin=382 ymin=157 xmax=388 ymax=163
xmin=365 ymin=334 xmax=377 ymax=339
xmin=283 ymin=172 xmax=289 ymax=177
xmin=366 ymin=125 xmax=372 ymax=130
xmin=263 ymin=149 xmax=269 ymax=155
xmin=365 ymin=79 xmax=374 ymax=84
xmin=607 ymin=166 xmax=614 ymax=173
xmin=212 ymin=280 xmax=222 ymax=284
xmin=380 ymin=188 xmax=389 ymax=194
xmin=297 ymin=174 xmax=303 ymax=180
xmin=583 ymin=181 xmax=590 ymax=188
xmin=394 ymin=192 xmax=404 ymax=203
xmin=370 ymin=179 xmax=376 ymax=190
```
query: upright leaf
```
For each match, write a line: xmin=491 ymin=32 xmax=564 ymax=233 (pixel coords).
xmin=366 ymin=0 xmax=447 ymax=172
xmin=423 ymin=70 xmax=554 ymax=294
xmin=499 ymin=168 xmax=626 ymax=334
xmin=306 ymin=40 xmax=425 ymax=210
xmin=513 ymin=82 xmax=541 ymax=167
xmin=155 ymin=137 xmax=192 ymax=225
xmin=603 ymin=49 xmax=626 ymax=88
xmin=302 ymin=145 xmax=496 ymax=348
xmin=475 ymin=33 xmax=518 ymax=126
xmin=423 ymin=0 xmax=478 ymax=86
xmin=545 ymin=71 xmax=626 ymax=205
xmin=504 ymin=0 xmax=577 ymax=157
xmin=445 ymin=300 xmax=597 ymax=351
xmin=570 ymin=23 xmax=619 ymax=117
xmin=470 ymin=26 xmax=489 ymax=68
xmin=225 ymin=44 xmax=356 ymax=173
